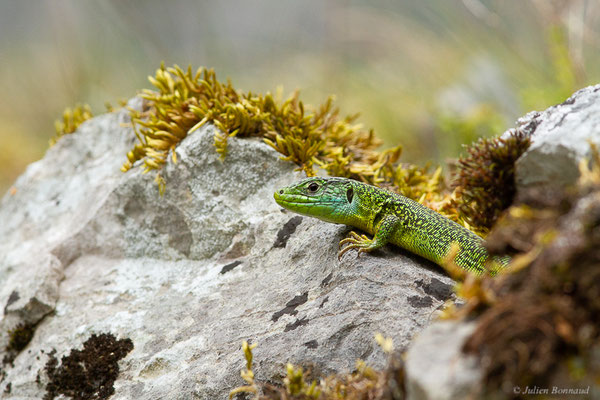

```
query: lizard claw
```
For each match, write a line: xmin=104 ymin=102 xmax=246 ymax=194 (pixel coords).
xmin=337 ymin=231 xmax=374 ymax=260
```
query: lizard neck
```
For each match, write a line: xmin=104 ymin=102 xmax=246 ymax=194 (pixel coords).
xmin=345 ymin=182 xmax=386 ymax=234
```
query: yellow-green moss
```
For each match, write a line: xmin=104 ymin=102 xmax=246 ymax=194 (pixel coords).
xmin=230 ymin=338 xmax=404 ymax=400
xmin=124 ymin=63 xmax=452 ymax=216
xmin=49 ymin=104 xmax=93 ymax=146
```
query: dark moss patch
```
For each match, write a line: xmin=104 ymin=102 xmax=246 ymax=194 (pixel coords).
xmin=3 ymin=322 xmax=36 ymax=366
xmin=6 ymin=323 xmax=35 ymax=353
xmin=271 ymin=292 xmax=308 ymax=322
xmin=453 ymin=128 xmax=531 ymax=234
xmin=273 ymin=216 xmax=303 ymax=248
xmin=44 ymin=333 xmax=133 ymax=400
xmin=220 ymin=260 xmax=242 ymax=274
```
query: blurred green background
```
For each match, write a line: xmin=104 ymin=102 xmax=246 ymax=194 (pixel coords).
xmin=1 ymin=0 xmax=599 ymax=194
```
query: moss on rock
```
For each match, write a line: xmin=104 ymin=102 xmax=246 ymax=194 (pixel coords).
xmin=452 ymin=128 xmax=531 ymax=235
xmin=123 ymin=63 xmax=450 ymax=212
xmin=459 ymin=147 xmax=600 ymax=392
xmin=44 ymin=333 xmax=133 ymax=400
xmin=49 ymin=104 xmax=93 ymax=147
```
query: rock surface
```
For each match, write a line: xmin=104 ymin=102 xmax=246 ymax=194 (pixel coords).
xmin=0 ymin=100 xmax=456 ymax=399
xmin=514 ymin=84 xmax=600 ymax=190
xmin=405 ymin=321 xmax=481 ymax=400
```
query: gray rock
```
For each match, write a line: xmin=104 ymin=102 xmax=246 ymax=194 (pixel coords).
xmin=0 ymin=253 xmax=63 ymax=355
xmin=0 ymin=101 xmax=456 ymax=399
xmin=514 ymin=84 xmax=600 ymax=190
xmin=405 ymin=321 xmax=481 ymax=400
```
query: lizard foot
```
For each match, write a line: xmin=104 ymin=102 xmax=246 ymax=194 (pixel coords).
xmin=338 ymin=231 xmax=374 ymax=260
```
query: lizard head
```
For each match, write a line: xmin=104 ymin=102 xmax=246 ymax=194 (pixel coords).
xmin=274 ymin=177 xmax=356 ymax=224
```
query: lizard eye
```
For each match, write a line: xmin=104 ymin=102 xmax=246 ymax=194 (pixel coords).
xmin=308 ymin=182 xmax=319 ymax=193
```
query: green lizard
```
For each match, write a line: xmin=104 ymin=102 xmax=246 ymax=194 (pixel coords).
xmin=274 ymin=177 xmax=508 ymax=274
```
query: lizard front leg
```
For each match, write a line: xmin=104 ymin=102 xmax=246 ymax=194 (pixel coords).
xmin=338 ymin=214 xmax=402 ymax=260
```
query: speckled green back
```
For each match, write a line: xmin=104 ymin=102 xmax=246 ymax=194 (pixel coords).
xmin=348 ymin=180 xmax=490 ymax=272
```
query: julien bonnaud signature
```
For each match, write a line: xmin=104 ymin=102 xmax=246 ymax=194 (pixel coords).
xmin=513 ymin=385 xmax=591 ymax=396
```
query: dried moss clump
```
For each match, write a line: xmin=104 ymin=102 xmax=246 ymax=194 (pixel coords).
xmin=459 ymin=149 xmax=600 ymax=392
xmin=44 ymin=333 xmax=134 ymax=400
xmin=230 ymin=338 xmax=405 ymax=400
xmin=49 ymin=104 xmax=93 ymax=146
xmin=124 ymin=63 xmax=448 ymax=210
xmin=452 ymin=128 xmax=531 ymax=235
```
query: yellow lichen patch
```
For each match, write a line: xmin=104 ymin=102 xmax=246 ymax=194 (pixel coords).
xmin=49 ymin=104 xmax=93 ymax=146
xmin=123 ymin=63 xmax=454 ymax=218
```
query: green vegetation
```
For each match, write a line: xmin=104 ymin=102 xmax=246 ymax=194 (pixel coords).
xmin=230 ymin=336 xmax=404 ymax=400
xmin=121 ymin=62 xmax=544 ymax=235
xmin=124 ymin=64 xmax=449 ymax=209
xmin=49 ymin=104 xmax=93 ymax=147
xmin=521 ymin=26 xmax=583 ymax=112
xmin=123 ymin=63 xmax=383 ymax=178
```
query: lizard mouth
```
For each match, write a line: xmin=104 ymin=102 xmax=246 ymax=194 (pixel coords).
xmin=273 ymin=191 xmax=336 ymax=207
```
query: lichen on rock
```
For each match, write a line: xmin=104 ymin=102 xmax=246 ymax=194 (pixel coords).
xmin=0 ymin=97 xmax=456 ymax=399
